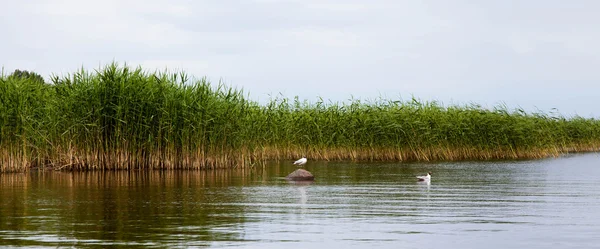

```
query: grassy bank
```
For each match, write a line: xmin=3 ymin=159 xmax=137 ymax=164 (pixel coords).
xmin=1 ymin=63 xmax=600 ymax=172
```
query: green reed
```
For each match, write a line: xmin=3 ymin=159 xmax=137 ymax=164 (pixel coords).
xmin=1 ymin=63 xmax=599 ymax=172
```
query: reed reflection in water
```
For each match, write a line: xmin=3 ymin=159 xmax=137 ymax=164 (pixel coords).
xmin=1 ymin=154 xmax=600 ymax=248
xmin=0 ymin=169 xmax=261 ymax=247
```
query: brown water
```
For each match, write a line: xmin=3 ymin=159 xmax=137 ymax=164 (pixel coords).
xmin=1 ymin=153 xmax=600 ymax=248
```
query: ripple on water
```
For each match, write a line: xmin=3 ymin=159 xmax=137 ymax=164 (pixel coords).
xmin=1 ymin=153 xmax=600 ymax=248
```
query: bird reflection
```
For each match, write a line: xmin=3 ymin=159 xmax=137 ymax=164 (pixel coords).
xmin=417 ymin=180 xmax=431 ymax=200
xmin=417 ymin=180 xmax=431 ymax=188
xmin=298 ymin=186 xmax=307 ymax=205
xmin=287 ymin=180 xmax=313 ymax=207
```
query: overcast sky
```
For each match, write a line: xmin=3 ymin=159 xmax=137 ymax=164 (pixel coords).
xmin=2 ymin=0 xmax=599 ymax=117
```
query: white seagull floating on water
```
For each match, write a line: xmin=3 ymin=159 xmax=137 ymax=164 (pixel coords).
xmin=293 ymin=157 xmax=307 ymax=166
xmin=416 ymin=172 xmax=431 ymax=182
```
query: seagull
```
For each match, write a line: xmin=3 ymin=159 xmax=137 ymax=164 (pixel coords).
xmin=293 ymin=157 xmax=307 ymax=166
xmin=416 ymin=172 xmax=431 ymax=182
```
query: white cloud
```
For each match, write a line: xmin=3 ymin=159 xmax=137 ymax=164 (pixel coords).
xmin=2 ymin=0 xmax=599 ymax=117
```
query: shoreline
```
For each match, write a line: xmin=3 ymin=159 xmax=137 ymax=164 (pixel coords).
xmin=2 ymin=63 xmax=600 ymax=173
xmin=3 ymin=144 xmax=599 ymax=173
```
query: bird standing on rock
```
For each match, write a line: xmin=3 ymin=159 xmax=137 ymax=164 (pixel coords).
xmin=293 ymin=157 xmax=307 ymax=166
xmin=286 ymin=157 xmax=314 ymax=181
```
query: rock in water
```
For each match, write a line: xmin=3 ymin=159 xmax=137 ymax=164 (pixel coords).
xmin=286 ymin=169 xmax=315 ymax=181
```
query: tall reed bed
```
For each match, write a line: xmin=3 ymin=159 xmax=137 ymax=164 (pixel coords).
xmin=1 ymin=63 xmax=599 ymax=172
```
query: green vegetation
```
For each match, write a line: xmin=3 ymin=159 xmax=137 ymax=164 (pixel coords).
xmin=1 ymin=63 xmax=600 ymax=172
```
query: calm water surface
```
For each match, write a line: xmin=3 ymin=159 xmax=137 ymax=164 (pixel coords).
xmin=1 ymin=153 xmax=600 ymax=248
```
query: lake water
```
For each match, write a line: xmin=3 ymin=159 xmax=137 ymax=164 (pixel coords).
xmin=1 ymin=153 xmax=600 ymax=248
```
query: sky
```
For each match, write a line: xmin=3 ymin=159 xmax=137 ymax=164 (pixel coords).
xmin=2 ymin=0 xmax=599 ymax=117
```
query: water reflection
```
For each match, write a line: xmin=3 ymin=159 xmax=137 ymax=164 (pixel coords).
xmin=0 ymin=170 xmax=256 ymax=247
xmin=287 ymin=180 xmax=313 ymax=211
xmin=417 ymin=180 xmax=431 ymax=200
xmin=1 ymin=153 xmax=600 ymax=248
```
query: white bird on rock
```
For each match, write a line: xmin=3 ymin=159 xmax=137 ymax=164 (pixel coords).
xmin=293 ymin=157 xmax=307 ymax=166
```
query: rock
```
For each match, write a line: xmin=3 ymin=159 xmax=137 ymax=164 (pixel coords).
xmin=285 ymin=169 xmax=315 ymax=181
